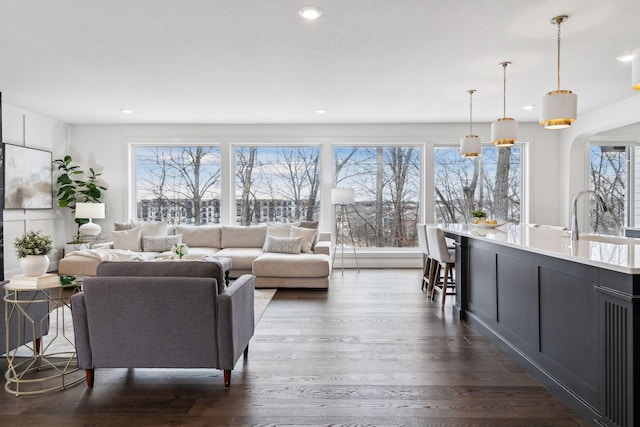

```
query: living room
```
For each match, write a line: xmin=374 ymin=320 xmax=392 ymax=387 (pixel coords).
xmin=1 ymin=1 xmax=640 ymax=425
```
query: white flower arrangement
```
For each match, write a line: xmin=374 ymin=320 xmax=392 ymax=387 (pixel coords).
xmin=171 ymin=242 xmax=189 ymax=259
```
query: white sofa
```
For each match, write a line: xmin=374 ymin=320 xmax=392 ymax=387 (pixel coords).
xmin=58 ymin=222 xmax=332 ymax=289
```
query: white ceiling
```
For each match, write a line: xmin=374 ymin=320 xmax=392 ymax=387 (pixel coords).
xmin=0 ymin=0 xmax=639 ymax=125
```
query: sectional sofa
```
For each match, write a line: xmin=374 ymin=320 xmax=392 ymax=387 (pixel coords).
xmin=58 ymin=221 xmax=332 ymax=289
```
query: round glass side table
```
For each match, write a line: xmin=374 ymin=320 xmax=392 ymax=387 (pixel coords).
xmin=4 ymin=282 xmax=84 ymax=396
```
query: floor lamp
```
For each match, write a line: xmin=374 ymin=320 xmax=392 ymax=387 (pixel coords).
xmin=332 ymin=188 xmax=360 ymax=275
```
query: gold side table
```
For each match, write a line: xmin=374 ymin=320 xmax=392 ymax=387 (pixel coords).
xmin=4 ymin=282 xmax=84 ymax=396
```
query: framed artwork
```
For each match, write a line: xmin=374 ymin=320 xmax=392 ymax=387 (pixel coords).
xmin=3 ymin=143 xmax=53 ymax=209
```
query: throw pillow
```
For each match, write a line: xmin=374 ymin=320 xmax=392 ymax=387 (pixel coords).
xmin=142 ymin=234 xmax=182 ymax=252
xmin=295 ymin=221 xmax=319 ymax=249
xmin=290 ymin=225 xmax=317 ymax=253
xmin=297 ymin=221 xmax=318 ymax=229
xmin=113 ymin=219 xmax=137 ymax=231
xmin=262 ymin=223 xmax=292 ymax=251
xmin=112 ymin=227 xmax=143 ymax=251
xmin=265 ymin=236 xmax=302 ymax=254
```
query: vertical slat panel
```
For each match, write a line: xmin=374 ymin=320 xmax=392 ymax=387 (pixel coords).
xmin=604 ymin=301 xmax=627 ymax=427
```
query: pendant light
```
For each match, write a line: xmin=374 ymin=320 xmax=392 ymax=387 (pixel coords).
xmin=491 ymin=61 xmax=518 ymax=146
xmin=460 ymin=90 xmax=481 ymax=158
xmin=633 ymin=48 xmax=640 ymax=90
xmin=539 ymin=15 xmax=577 ymax=129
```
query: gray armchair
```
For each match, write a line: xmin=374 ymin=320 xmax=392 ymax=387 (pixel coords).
xmin=2 ymin=288 xmax=50 ymax=356
xmin=70 ymin=261 xmax=254 ymax=389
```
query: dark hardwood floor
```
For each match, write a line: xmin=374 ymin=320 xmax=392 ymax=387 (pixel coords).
xmin=0 ymin=269 xmax=588 ymax=426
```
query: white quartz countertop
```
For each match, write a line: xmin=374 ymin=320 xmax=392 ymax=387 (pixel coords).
xmin=441 ymin=223 xmax=640 ymax=274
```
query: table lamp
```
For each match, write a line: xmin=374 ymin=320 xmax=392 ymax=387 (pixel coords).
xmin=76 ymin=202 xmax=105 ymax=236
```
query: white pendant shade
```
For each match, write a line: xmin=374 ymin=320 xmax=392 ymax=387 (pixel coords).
xmin=540 ymin=16 xmax=577 ymax=130
xmin=492 ymin=61 xmax=518 ymax=146
xmin=460 ymin=135 xmax=481 ymax=158
xmin=491 ymin=118 xmax=518 ymax=146
xmin=539 ymin=90 xmax=577 ymax=129
xmin=460 ymin=89 xmax=481 ymax=158
xmin=633 ymin=47 xmax=640 ymax=90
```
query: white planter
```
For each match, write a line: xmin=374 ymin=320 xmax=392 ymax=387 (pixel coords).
xmin=19 ymin=255 xmax=50 ymax=277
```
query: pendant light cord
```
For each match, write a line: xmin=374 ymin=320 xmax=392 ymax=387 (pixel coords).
xmin=556 ymin=17 xmax=562 ymax=91
xmin=467 ymin=90 xmax=475 ymax=134
xmin=502 ymin=63 xmax=507 ymax=118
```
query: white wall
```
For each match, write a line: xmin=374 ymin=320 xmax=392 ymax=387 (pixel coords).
xmin=2 ymin=103 xmax=69 ymax=277
xmin=68 ymin=121 xmax=560 ymax=232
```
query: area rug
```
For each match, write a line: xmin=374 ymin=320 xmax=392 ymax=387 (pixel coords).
xmin=10 ymin=288 xmax=276 ymax=358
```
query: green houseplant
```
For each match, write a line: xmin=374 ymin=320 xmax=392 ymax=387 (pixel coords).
xmin=14 ymin=230 xmax=54 ymax=276
xmin=53 ymin=155 xmax=107 ymax=236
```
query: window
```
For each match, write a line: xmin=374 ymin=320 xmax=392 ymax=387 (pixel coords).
xmin=133 ymin=145 xmax=221 ymax=224
xmin=334 ymin=146 xmax=420 ymax=248
xmin=234 ymin=146 xmax=320 ymax=225
xmin=589 ymin=144 xmax=627 ymax=234
xmin=434 ymin=145 xmax=521 ymax=223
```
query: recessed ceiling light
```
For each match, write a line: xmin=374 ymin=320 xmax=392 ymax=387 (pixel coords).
xmin=617 ymin=54 xmax=634 ymax=63
xmin=120 ymin=108 xmax=134 ymax=114
xmin=299 ymin=6 xmax=322 ymax=20
xmin=521 ymin=105 xmax=535 ymax=111
xmin=316 ymin=109 xmax=327 ymax=114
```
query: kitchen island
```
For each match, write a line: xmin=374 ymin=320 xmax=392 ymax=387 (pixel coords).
xmin=443 ymin=224 xmax=639 ymax=427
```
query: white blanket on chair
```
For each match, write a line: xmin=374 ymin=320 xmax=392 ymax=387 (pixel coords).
xmin=67 ymin=248 xmax=148 ymax=261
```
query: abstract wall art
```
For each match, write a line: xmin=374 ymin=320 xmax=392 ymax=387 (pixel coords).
xmin=3 ymin=143 xmax=53 ymax=209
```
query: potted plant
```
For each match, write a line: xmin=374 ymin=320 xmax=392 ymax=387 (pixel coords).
xmin=53 ymin=155 xmax=107 ymax=237
xmin=472 ymin=210 xmax=487 ymax=224
xmin=14 ymin=230 xmax=54 ymax=276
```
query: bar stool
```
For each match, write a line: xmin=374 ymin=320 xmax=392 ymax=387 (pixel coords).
xmin=426 ymin=225 xmax=456 ymax=310
xmin=416 ymin=223 xmax=432 ymax=292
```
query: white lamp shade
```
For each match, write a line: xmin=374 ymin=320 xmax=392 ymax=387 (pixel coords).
xmin=460 ymin=135 xmax=481 ymax=158
xmin=539 ymin=90 xmax=577 ymax=129
xmin=331 ymin=188 xmax=354 ymax=205
xmin=491 ymin=118 xmax=518 ymax=146
xmin=633 ymin=47 xmax=640 ymax=90
xmin=75 ymin=202 xmax=105 ymax=219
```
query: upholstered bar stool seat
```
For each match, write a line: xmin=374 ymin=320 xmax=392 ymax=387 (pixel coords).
xmin=426 ymin=225 xmax=456 ymax=310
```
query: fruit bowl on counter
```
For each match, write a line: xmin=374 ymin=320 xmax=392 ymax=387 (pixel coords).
xmin=471 ymin=219 xmax=505 ymax=228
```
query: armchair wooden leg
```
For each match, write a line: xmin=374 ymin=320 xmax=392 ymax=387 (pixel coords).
xmin=85 ymin=369 xmax=94 ymax=388
xmin=244 ymin=345 xmax=249 ymax=360
xmin=223 ymin=369 xmax=231 ymax=389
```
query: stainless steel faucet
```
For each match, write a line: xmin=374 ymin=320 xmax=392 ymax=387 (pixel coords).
xmin=571 ymin=190 xmax=608 ymax=240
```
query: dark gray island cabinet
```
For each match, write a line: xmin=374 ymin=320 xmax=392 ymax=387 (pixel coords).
xmin=443 ymin=224 xmax=639 ymax=427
